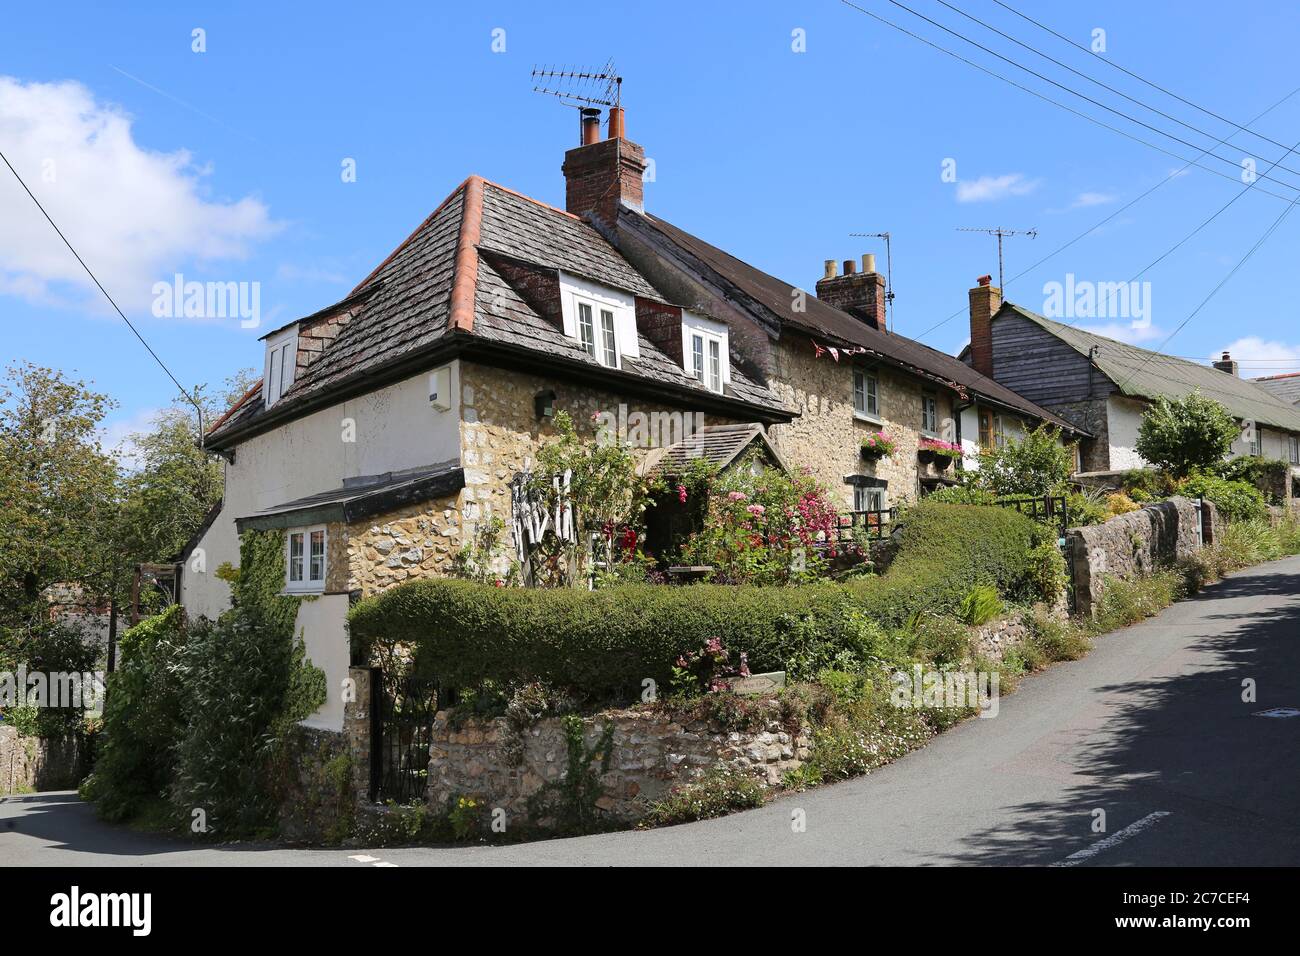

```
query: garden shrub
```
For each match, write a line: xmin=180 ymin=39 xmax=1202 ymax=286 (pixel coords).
xmin=846 ymin=502 xmax=1051 ymax=628
xmin=957 ymin=585 xmax=1003 ymax=626
xmin=1181 ymin=474 xmax=1268 ymax=522
xmin=641 ymin=767 xmax=767 ymax=826
xmin=350 ymin=579 xmax=868 ymax=701
xmin=84 ymin=605 xmax=187 ymax=823
xmin=1091 ymin=570 xmax=1186 ymax=632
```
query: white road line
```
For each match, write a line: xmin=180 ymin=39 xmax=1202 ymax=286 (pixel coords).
xmin=348 ymin=854 xmax=380 ymax=863
xmin=373 ymin=861 xmax=399 ymax=867
xmin=1052 ymin=811 xmax=1171 ymax=867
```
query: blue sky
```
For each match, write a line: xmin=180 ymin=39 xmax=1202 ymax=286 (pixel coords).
xmin=4 ymin=1 xmax=1300 ymax=446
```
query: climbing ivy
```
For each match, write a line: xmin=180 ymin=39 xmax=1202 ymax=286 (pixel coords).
xmin=525 ymin=715 xmax=614 ymax=835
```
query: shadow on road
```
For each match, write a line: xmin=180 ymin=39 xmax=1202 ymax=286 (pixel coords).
xmin=940 ymin=561 xmax=1300 ymax=866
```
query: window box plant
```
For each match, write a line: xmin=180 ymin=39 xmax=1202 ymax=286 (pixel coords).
xmin=917 ymin=438 xmax=963 ymax=469
xmin=860 ymin=432 xmax=897 ymax=462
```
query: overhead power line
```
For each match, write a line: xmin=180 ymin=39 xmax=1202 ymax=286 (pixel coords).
xmin=859 ymin=0 xmax=1300 ymax=194
xmin=933 ymin=0 xmax=1300 ymax=182
xmin=836 ymin=0 xmax=1299 ymax=203
xmin=991 ymin=0 xmax=1300 ymax=157
xmin=0 ymin=149 xmax=204 ymax=426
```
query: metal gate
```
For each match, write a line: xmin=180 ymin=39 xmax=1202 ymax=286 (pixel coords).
xmin=372 ymin=672 xmax=440 ymax=804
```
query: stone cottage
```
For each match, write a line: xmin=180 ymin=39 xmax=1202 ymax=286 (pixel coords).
xmin=179 ymin=105 xmax=1084 ymax=735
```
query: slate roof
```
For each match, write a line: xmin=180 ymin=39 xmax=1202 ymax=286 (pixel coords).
xmin=619 ymin=208 xmax=1087 ymax=434
xmin=1253 ymin=371 xmax=1300 ymax=407
xmin=1001 ymin=304 xmax=1300 ymax=434
xmin=638 ymin=423 xmax=788 ymax=476
xmin=235 ymin=462 xmax=465 ymax=532
xmin=207 ymin=178 xmax=790 ymax=447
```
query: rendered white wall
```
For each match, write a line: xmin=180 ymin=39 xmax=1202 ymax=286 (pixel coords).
xmin=295 ymin=594 xmax=351 ymax=733
xmin=180 ymin=363 xmax=462 ymax=620
xmin=1107 ymin=395 xmax=1149 ymax=471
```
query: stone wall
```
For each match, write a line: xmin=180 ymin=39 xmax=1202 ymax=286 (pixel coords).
xmin=766 ymin=337 xmax=957 ymax=511
xmin=275 ymin=666 xmax=376 ymax=840
xmin=426 ymin=706 xmax=809 ymax=827
xmin=0 ymin=726 xmax=85 ymax=794
xmin=459 ymin=361 xmax=738 ymax=576
xmin=345 ymin=494 xmax=461 ymax=597
xmin=1067 ymin=496 xmax=1212 ymax=616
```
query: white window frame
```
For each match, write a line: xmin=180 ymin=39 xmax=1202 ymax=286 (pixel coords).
xmin=262 ymin=329 xmax=297 ymax=408
xmin=285 ymin=525 xmax=327 ymax=594
xmin=1290 ymin=435 xmax=1300 ymax=465
xmin=854 ymin=485 xmax=885 ymax=512
xmin=681 ymin=311 xmax=729 ymax=394
xmin=853 ymin=369 xmax=880 ymax=420
xmin=921 ymin=392 xmax=939 ymax=436
xmin=599 ymin=307 xmax=618 ymax=368
xmin=578 ymin=302 xmax=596 ymax=357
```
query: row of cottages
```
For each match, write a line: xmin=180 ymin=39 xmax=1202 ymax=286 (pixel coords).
xmin=181 ymin=109 xmax=1081 ymax=732
xmin=962 ymin=295 xmax=1300 ymax=491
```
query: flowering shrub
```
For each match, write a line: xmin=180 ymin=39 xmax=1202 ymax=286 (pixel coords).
xmin=681 ymin=455 xmax=844 ymax=584
xmin=669 ymin=636 xmax=751 ymax=697
xmin=860 ymin=432 xmax=897 ymax=459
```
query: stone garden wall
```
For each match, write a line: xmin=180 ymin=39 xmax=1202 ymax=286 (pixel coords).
xmin=0 ymin=725 xmax=85 ymax=795
xmin=1066 ymin=495 xmax=1216 ymax=616
xmin=426 ymin=706 xmax=810 ymax=826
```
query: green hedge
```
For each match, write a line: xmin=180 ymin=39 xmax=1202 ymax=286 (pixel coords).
xmin=848 ymin=501 xmax=1051 ymax=628
xmin=349 ymin=502 xmax=1053 ymax=699
xmin=349 ymin=580 xmax=869 ymax=700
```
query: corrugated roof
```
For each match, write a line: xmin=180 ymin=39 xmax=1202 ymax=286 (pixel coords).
xmin=622 ymin=209 xmax=1087 ymax=434
xmin=1002 ymin=303 xmax=1300 ymax=433
xmin=1253 ymin=371 xmax=1300 ymax=407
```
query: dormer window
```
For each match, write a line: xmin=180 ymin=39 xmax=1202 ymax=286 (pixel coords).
xmin=263 ymin=328 xmax=297 ymax=407
xmin=681 ymin=311 xmax=729 ymax=394
xmin=559 ymin=271 xmax=637 ymax=369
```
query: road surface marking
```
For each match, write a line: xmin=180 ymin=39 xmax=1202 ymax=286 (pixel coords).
xmin=348 ymin=854 xmax=380 ymax=863
xmin=1051 ymin=811 xmax=1171 ymax=867
xmin=374 ymin=861 xmax=399 ymax=867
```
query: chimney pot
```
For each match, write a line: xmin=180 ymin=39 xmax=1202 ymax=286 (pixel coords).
xmin=824 ymin=259 xmax=838 ymax=279
xmin=863 ymin=253 xmax=877 ymax=274
xmin=580 ymin=108 xmax=601 ymax=145
xmin=977 ymin=274 xmax=992 ymax=287
xmin=1212 ymin=351 xmax=1240 ymax=377
xmin=607 ymin=106 xmax=625 ymax=140
xmin=843 ymin=259 xmax=857 ymax=275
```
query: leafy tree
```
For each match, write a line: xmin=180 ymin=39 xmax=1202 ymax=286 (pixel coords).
xmin=1135 ymin=392 xmax=1238 ymax=478
xmin=970 ymin=424 xmax=1076 ymax=498
xmin=0 ymin=363 xmax=119 ymax=618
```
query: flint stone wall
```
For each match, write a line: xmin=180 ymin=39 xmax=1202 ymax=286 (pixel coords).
xmin=427 ymin=707 xmax=809 ymax=824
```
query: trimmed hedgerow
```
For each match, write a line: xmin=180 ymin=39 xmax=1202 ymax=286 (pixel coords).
xmin=847 ymin=501 xmax=1053 ymax=628
xmin=349 ymin=503 xmax=1057 ymax=700
xmin=349 ymin=580 xmax=868 ymax=701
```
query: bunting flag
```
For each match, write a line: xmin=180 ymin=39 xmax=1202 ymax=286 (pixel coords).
xmin=812 ymin=341 xmax=826 ymax=359
xmin=828 ymin=347 xmax=839 ymax=362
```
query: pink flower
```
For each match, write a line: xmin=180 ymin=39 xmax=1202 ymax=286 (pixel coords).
xmin=727 ymin=491 xmax=748 ymax=502
xmin=677 ymin=484 xmax=688 ymax=504
xmin=746 ymin=504 xmax=766 ymax=516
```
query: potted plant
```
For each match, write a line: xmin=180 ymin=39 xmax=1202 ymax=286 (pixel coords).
xmin=917 ymin=438 xmax=963 ymax=469
xmin=860 ymin=432 xmax=897 ymax=462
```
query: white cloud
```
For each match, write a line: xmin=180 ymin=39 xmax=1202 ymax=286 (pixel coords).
xmin=1078 ymin=321 xmax=1164 ymax=345
xmin=956 ymin=173 xmax=1041 ymax=203
xmin=1070 ymin=191 xmax=1117 ymax=209
xmin=0 ymin=76 xmax=281 ymax=312
xmin=1211 ymin=336 xmax=1300 ymax=376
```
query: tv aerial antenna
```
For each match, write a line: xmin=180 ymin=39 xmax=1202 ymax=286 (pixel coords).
xmin=956 ymin=227 xmax=1038 ymax=292
xmin=531 ymin=60 xmax=622 ymax=137
xmin=850 ymin=231 xmax=895 ymax=330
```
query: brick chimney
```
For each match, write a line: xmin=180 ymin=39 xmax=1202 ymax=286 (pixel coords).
xmin=968 ymin=274 xmax=1001 ymax=378
xmin=1212 ymin=351 xmax=1239 ymax=376
xmin=815 ymin=254 xmax=887 ymax=330
xmin=562 ymin=107 xmax=646 ymax=227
